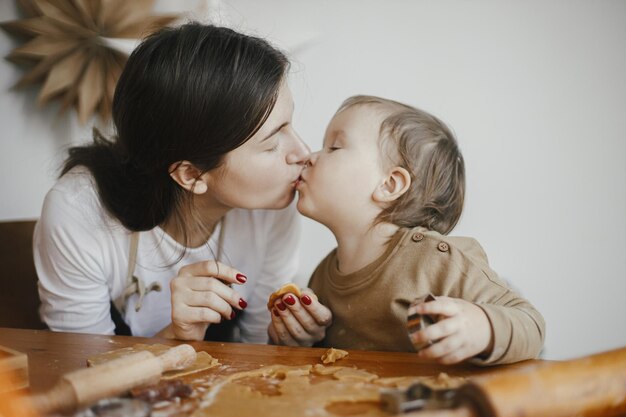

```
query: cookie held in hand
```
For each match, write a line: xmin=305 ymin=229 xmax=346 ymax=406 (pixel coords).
xmin=267 ymin=283 xmax=302 ymax=310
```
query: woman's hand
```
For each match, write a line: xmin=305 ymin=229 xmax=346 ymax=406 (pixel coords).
xmin=409 ymin=296 xmax=494 ymax=364
xmin=169 ymin=260 xmax=248 ymax=340
xmin=268 ymin=289 xmax=332 ymax=347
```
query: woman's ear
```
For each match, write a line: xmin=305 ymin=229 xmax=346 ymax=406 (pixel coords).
xmin=168 ymin=161 xmax=208 ymax=194
xmin=372 ymin=167 xmax=411 ymax=203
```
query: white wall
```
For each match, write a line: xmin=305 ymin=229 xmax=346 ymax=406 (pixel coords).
xmin=1 ymin=0 xmax=625 ymax=360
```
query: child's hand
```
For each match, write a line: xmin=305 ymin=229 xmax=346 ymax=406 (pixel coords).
xmin=409 ymin=296 xmax=493 ymax=364
xmin=268 ymin=289 xmax=332 ymax=347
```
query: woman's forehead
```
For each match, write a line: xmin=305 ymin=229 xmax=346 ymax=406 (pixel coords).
xmin=244 ymin=84 xmax=294 ymax=146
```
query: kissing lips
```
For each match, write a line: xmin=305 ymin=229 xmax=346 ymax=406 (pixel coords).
xmin=294 ymin=174 xmax=305 ymax=189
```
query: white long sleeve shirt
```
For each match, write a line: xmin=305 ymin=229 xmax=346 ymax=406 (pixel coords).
xmin=34 ymin=167 xmax=300 ymax=342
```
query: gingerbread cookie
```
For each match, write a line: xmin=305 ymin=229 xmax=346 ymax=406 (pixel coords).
xmin=267 ymin=283 xmax=302 ymax=310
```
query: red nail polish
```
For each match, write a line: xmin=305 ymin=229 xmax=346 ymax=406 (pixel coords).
xmin=284 ymin=294 xmax=296 ymax=306
xmin=301 ymin=295 xmax=312 ymax=305
xmin=277 ymin=301 xmax=286 ymax=311
xmin=236 ymin=274 xmax=247 ymax=283
xmin=239 ymin=298 xmax=248 ymax=309
xmin=230 ymin=311 xmax=236 ymax=320
xmin=273 ymin=308 xmax=280 ymax=317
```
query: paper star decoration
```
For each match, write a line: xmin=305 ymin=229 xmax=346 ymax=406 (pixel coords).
xmin=1 ymin=0 xmax=179 ymax=124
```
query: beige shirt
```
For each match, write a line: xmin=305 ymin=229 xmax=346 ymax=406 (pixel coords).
xmin=309 ymin=227 xmax=545 ymax=365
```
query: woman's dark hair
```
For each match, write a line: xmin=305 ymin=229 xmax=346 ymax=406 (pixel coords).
xmin=62 ymin=23 xmax=289 ymax=239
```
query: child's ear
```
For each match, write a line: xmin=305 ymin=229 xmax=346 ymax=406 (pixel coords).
xmin=168 ymin=161 xmax=208 ymax=194
xmin=372 ymin=167 xmax=411 ymax=203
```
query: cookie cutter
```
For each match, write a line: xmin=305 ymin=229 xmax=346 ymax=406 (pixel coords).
xmin=73 ymin=398 xmax=151 ymax=417
xmin=380 ymin=382 xmax=460 ymax=414
xmin=407 ymin=293 xmax=438 ymax=350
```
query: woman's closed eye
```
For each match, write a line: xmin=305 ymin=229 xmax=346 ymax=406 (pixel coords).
xmin=262 ymin=123 xmax=290 ymax=152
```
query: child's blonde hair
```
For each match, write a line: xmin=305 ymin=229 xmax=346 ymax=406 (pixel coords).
xmin=338 ymin=95 xmax=465 ymax=235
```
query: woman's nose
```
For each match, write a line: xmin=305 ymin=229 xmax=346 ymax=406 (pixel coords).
xmin=286 ymin=133 xmax=311 ymax=165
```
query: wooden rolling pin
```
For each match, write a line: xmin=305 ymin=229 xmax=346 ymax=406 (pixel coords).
xmin=408 ymin=346 xmax=626 ymax=417
xmin=28 ymin=344 xmax=196 ymax=415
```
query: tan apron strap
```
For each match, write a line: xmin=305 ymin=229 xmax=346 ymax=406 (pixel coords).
xmin=126 ymin=232 xmax=140 ymax=283
xmin=113 ymin=232 xmax=161 ymax=314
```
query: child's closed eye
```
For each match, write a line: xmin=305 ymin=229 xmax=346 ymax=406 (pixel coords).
xmin=265 ymin=139 xmax=280 ymax=152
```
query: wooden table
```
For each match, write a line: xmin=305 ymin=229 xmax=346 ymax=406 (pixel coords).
xmin=0 ymin=327 xmax=549 ymax=417
xmin=0 ymin=327 xmax=540 ymax=394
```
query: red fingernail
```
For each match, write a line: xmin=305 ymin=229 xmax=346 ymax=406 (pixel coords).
xmin=236 ymin=274 xmax=247 ymax=283
xmin=277 ymin=301 xmax=286 ymax=311
xmin=230 ymin=311 xmax=236 ymax=320
xmin=284 ymin=295 xmax=296 ymax=306
xmin=273 ymin=308 xmax=280 ymax=317
xmin=239 ymin=298 xmax=247 ymax=309
xmin=301 ymin=295 xmax=312 ymax=305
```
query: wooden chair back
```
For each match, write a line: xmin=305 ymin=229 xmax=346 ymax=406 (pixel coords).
xmin=0 ymin=220 xmax=46 ymax=329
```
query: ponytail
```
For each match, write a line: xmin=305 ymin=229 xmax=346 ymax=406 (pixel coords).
xmin=62 ymin=129 xmax=178 ymax=231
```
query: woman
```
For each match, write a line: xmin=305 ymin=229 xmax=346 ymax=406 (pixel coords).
xmin=34 ymin=23 xmax=329 ymax=343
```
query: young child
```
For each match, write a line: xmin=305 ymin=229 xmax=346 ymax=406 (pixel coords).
xmin=273 ymin=95 xmax=545 ymax=365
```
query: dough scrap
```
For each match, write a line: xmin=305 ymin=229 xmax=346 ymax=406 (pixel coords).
xmin=312 ymin=364 xmax=344 ymax=375
xmin=191 ymin=363 xmax=466 ymax=417
xmin=377 ymin=372 xmax=464 ymax=390
xmin=227 ymin=364 xmax=313 ymax=382
xmin=87 ymin=344 xmax=219 ymax=379
xmin=267 ymin=283 xmax=302 ymax=310
xmin=321 ymin=347 xmax=348 ymax=364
